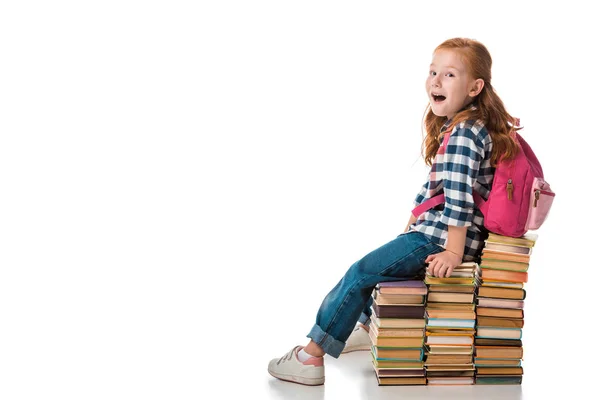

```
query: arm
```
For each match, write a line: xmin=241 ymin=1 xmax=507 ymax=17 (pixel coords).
xmin=404 ymin=213 xmax=417 ymax=233
xmin=445 ymin=225 xmax=467 ymax=258
xmin=426 ymin=226 xmax=465 ymax=277
xmin=426 ymin=124 xmax=485 ymax=277
xmin=407 ymin=180 xmax=428 ymax=232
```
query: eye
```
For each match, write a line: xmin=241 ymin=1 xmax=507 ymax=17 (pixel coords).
xmin=430 ymin=71 xmax=436 ymax=76
xmin=446 ymin=73 xmax=455 ymax=77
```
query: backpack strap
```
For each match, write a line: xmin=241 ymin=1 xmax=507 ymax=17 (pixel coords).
xmin=411 ymin=129 xmax=486 ymax=218
xmin=411 ymin=192 xmax=485 ymax=218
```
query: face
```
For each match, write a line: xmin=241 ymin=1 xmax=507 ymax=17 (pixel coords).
xmin=426 ymin=49 xmax=482 ymax=119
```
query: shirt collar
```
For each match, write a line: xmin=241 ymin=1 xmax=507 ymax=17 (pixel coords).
xmin=440 ymin=103 xmax=477 ymax=133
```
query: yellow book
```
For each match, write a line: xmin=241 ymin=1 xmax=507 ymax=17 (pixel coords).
xmin=486 ymin=233 xmax=538 ymax=248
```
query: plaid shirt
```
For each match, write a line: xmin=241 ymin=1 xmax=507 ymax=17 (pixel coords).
xmin=409 ymin=118 xmax=494 ymax=262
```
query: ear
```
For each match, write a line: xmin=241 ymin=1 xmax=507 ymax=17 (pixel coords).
xmin=469 ymin=79 xmax=485 ymax=97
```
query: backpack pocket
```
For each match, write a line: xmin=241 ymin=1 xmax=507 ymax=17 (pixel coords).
xmin=525 ymin=177 xmax=555 ymax=230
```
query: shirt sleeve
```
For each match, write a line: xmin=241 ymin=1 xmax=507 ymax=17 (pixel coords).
xmin=413 ymin=180 xmax=428 ymax=208
xmin=440 ymin=125 xmax=485 ymax=227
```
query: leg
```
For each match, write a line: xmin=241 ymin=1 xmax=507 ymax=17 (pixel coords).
xmin=306 ymin=231 xmax=443 ymax=358
xmin=267 ymin=231 xmax=443 ymax=385
xmin=338 ymin=297 xmax=373 ymax=354
xmin=358 ymin=296 xmax=373 ymax=328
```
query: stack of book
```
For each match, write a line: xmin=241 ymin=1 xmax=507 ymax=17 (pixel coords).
xmin=368 ymin=280 xmax=428 ymax=386
xmin=474 ymin=233 xmax=536 ymax=385
xmin=423 ymin=262 xmax=480 ymax=385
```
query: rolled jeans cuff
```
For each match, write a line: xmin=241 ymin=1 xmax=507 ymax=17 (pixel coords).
xmin=307 ymin=324 xmax=345 ymax=358
xmin=358 ymin=312 xmax=371 ymax=326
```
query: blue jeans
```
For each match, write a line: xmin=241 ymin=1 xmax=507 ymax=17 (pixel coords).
xmin=307 ymin=231 xmax=443 ymax=358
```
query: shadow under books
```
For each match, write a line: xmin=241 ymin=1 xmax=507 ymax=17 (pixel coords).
xmin=360 ymin=379 xmax=523 ymax=400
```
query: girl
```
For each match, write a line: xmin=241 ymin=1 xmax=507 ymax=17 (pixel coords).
xmin=267 ymin=38 xmax=520 ymax=386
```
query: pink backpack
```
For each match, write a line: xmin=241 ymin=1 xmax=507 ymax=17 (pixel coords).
xmin=412 ymin=123 xmax=555 ymax=238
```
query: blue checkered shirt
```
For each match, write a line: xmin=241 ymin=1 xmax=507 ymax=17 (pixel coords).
xmin=409 ymin=119 xmax=495 ymax=261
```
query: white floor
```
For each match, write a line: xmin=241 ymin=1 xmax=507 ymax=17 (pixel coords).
xmin=264 ymin=351 xmax=525 ymax=400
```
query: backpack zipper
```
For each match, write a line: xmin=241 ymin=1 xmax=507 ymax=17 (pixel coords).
xmin=533 ymin=189 xmax=555 ymax=207
xmin=505 ymin=157 xmax=516 ymax=201
xmin=506 ymin=179 xmax=513 ymax=200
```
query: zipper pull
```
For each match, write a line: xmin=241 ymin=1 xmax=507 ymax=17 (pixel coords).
xmin=534 ymin=190 xmax=540 ymax=207
xmin=506 ymin=179 xmax=513 ymax=201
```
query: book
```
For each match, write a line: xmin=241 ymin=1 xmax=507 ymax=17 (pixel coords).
xmin=480 ymin=280 xmax=524 ymax=289
xmin=372 ymin=346 xmax=424 ymax=360
xmin=372 ymin=303 xmax=425 ymax=318
xmin=427 ymin=377 xmax=474 ymax=385
xmin=372 ymin=354 xmax=424 ymax=369
xmin=425 ymin=354 xmax=473 ymax=364
xmin=479 ymin=259 xmax=529 ymax=272
xmin=426 ymin=364 xmax=476 ymax=371
xmin=478 ymin=286 xmax=526 ymax=300
xmin=474 ymin=338 xmax=523 ymax=347
xmin=481 ymin=250 xmax=530 ymax=263
xmin=370 ymin=324 xmax=424 ymax=338
xmin=426 ymin=370 xmax=475 ymax=378
xmin=425 ymin=276 xmax=477 ymax=285
xmin=475 ymin=375 xmax=523 ymax=385
xmin=426 ymin=302 xmax=475 ymax=311
xmin=477 ymin=298 xmax=524 ymax=309
xmin=376 ymin=376 xmax=427 ymax=385
xmin=369 ymin=330 xmax=425 ymax=347
xmin=476 ymin=307 xmax=524 ymax=319
xmin=426 ymin=310 xmax=476 ymax=319
xmin=476 ymin=316 xmax=524 ymax=328
xmin=375 ymin=368 xmax=426 ymax=377
xmin=426 ymin=318 xmax=476 ymax=329
xmin=474 ymin=346 xmax=523 ymax=358
xmin=474 ymin=358 xmax=522 ymax=366
xmin=426 ymin=346 xmax=473 ymax=355
xmin=370 ymin=312 xmax=426 ymax=329
xmin=476 ymin=366 xmax=523 ymax=375
xmin=480 ymin=268 xmax=528 ymax=283
xmin=376 ymin=280 xmax=427 ymax=295
xmin=486 ymin=232 xmax=538 ymax=247
xmin=428 ymin=285 xmax=476 ymax=293
xmin=476 ymin=327 xmax=522 ymax=340
xmin=483 ymin=242 xmax=533 ymax=255
xmin=425 ymin=335 xmax=474 ymax=346
xmin=374 ymin=291 xmax=425 ymax=305
xmin=426 ymin=328 xmax=475 ymax=335
xmin=427 ymin=292 xmax=475 ymax=303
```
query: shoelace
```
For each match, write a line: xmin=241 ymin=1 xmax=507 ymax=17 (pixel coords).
xmin=276 ymin=347 xmax=296 ymax=365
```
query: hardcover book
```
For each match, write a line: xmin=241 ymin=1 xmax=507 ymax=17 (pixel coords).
xmin=376 ymin=280 xmax=427 ymax=295
xmin=476 ymin=327 xmax=523 ymax=340
xmin=478 ymin=286 xmax=526 ymax=300
xmin=372 ymin=303 xmax=425 ymax=318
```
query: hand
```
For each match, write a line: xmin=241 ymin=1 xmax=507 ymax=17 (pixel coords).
xmin=425 ymin=250 xmax=463 ymax=278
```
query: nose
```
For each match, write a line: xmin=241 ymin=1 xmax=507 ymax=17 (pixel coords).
xmin=431 ymin=75 xmax=441 ymax=87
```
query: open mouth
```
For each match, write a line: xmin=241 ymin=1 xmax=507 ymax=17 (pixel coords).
xmin=432 ymin=94 xmax=446 ymax=103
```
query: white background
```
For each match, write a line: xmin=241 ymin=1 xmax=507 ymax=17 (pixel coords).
xmin=1 ymin=1 xmax=597 ymax=399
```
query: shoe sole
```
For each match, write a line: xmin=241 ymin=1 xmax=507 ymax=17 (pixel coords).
xmin=268 ymin=370 xmax=325 ymax=386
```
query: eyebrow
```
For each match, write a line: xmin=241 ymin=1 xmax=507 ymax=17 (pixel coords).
xmin=430 ymin=64 xmax=461 ymax=71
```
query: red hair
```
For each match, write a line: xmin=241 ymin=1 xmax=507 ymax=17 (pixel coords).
xmin=422 ymin=38 xmax=520 ymax=166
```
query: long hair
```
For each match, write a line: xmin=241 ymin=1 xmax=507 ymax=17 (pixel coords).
xmin=422 ymin=38 xmax=520 ymax=167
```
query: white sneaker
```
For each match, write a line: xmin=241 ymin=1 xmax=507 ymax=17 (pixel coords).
xmin=268 ymin=346 xmax=325 ymax=386
xmin=341 ymin=325 xmax=371 ymax=353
